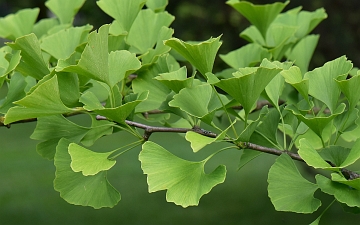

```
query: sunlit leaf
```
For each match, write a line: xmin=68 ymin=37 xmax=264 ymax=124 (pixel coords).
xmin=127 ymin=9 xmax=174 ymax=53
xmin=227 ymin=0 xmax=289 ymax=38
xmin=97 ymin=0 xmax=146 ymax=33
xmin=45 ymin=0 xmax=85 ymax=24
xmin=146 ymin=0 xmax=168 ymax=12
xmin=40 ymin=25 xmax=93 ymax=59
xmin=4 ymin=75 xmax=73 ymax=124
xmin=336 ymin=74 xmax=360 ymax=111
xmin=54 ymin=138 xmax=120 ymax=208
xmin=139 ymin=141 xmax=226 ymax=207
xmin=304 ymin=56 xmax=352 ymax=113
xmin=268 ymin=154 xmax=321 ymax=213
xmin=7 ymin=33 xmax=50 ymax=80
xmin=316 ymin=174 xmax=360 ymax=208
xmin=281 ymin=66 xmax=310 ymax=102
xmin=0 ymin=8 xmax=39 ymax=40
xmin=164 ymin=36 xmax=222 ymax=76
xmin=69 ymin=143 xmax=116 ymax=176
xmin=331 ymin=173 xmax=360 ymax=190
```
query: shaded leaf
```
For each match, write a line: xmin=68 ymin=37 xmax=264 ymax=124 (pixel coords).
xmin=316 ymin=174 xmax=360 ymax=208
xmin=0 ymin=72 xmax=27 ymax=114
xmin=281 ymin=66 xmax=309 ymax=102
xmin=154 ymin=66 xmax=193 ymax=93
xmin=268 ymin=154 xmax=321 ymax=213
xmin=336 ymin=74 xmax=360 ymax=111
xmin=139 ymin=141 xmax=226 ymax=207
xmin=7 ymin=33 xmax=50 ymax=80
xmin=54 ymin=138 xmax=120 ymax=208
xmin=331 ymin=173 xmax=360 ymax=190
xmin=4 ymin=75 xmax=73 ymax=124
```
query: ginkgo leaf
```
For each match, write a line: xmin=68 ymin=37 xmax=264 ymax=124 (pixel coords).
xmin=336 ymin=74 xmax=360 ymax=111
xmin=215 ymin=59 xmax=282 ymax=116
xmin=304 ymin=56 xmax=352 ymax=113
xmin=30 ymin=115 xmax=89 ymax=160
xmin=56 ymin=24 xmax=141 ymax=88
xmin=127 ymin=9 xmax=174 ymax=53
xmin=32 ymin=18 xmax=59 ymax=39
xmin=4 ymin=75 xmax=73 ymax=124
xmin=54 ymin=138 xmax=120 ymax=209
xmin=316 ymin=174 xmax=360 ymax=208
xmin=268 ymin=154 xmax=321 ymax=213
xmin=0 ymin=8 xmax=39 ymax=40
xmin=286 ymin=35 xmax=319 ymax=74
xmin=164 ymin=36 xmax=222 ymax=76
xmin=286 ymin=103 xmax=345 ymax=139
xmin=97 ymin=0 xmax=146 ymax=33
xmin=0 ymin=72 xmax=26 ymax=114
xmin=185 ymin=121 xmax=235 ymax=152
xmin=154 ymin=66 xmax=193 ymax=93
xmin=146 ymin=0 xmax=168 ymax=12
xmin=281 ymin=66 xmax=310 ymax=103
xmin=7 ymin=33 xmax=50 ymax=80
xmin=227 ymin=0 xmax=289 ymax=38
xmin=69 ymin=143 xmax=116 ymax=176
xmin=331 ymin=173 xmax=360 ymax=190
xmin=40 ymin=25 xmax=93 ymax=60
xmin=139 ymin=141 xmax=226 ymax=207
xmin=219 ymin=43 xmax=271 ymax=69
xmin=45 ymin=0 xmax=85 ymax=24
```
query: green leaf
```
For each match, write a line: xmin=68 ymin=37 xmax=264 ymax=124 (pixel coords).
xmin=97 ymin=0 xmax=146 ymax=33
xmin=30 ymin=115 xmax=89 ymax=160
xmin=219 ymin=43 xmax=271 ymax=69
xmin=336 ymin=74 xmax=360 ymax=111
xmin=316 ymin=174 xmax=360 ymax=208
xmin=69 ymin=143 xmax=116 ymax=176
xmin=304 ymin=56 xmax=353 ymax=113
xmin=286 ymin=35 xmax=319 ymax=74
xmin=215 ymin=59 xmax=282 ymax=116
xmin=45 ymin=0 xmax=85 ymax=24
xmin=40 ymin=25 xmax=93 ymax=60
xmin=56 ymin=25 xmax=141 ymax=88
xmin=32 ymin=18 xmax=59 ymax=39
xmin=0 ymin=8 xmax=39 ymax=40
xmin=4 ymin=75 xmax=73 ymax=124
xmin=185 ymin=121 xmax=235 ymax=152
xmin=127 ymin=9 xmax=174 ymax=53
xmin=164 ymin=36 xmax=222 ymax=76
xmin=169 ymin=84 xmax=213 ymax=118
xmin=146 ymin=0 xmax=168 ymax=12
xmin=81 ymin=114 xmax=114 ymax=146
xmin=237 ymin=106 xmax=268 ymax=142
xmin=227 ymin=0 xmax=289 ymax=38
xmin=0 ymin=49 xmax=21 ymax=77
xmin=266 ymin=24 xmax=297 ymax=60
xmin=299 ymin=138 xmax=360 ymax=170
xmin=0 ymin=73 xmax=27 ymax=114
xmin=54 ymin=138 xmax=120 ymax=208
xmin=81 ymin=91 xmax=148 ymax=125
xmin=286 ymin=103 xmax=346 ymax=139
xmin=238 ymin=150 xmax=263 ymax=170
xmin=280 ymin=66 xmax=310 ymax=102
xmin=268 ymin=154 xmax=321 ymax=213
xmin=139 ymin=141 xmax=226 ymax=207
xmin=7 ymin=33 xmax=50 ymax=80
xmin=331 ymin=173 xmax=360 ymax=190
xmin=154 ymin=66 xmax=193 ymax=93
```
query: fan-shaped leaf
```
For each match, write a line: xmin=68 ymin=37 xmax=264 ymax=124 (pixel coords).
xmin=268 ymin=154 xmax=321 ymax=213
xmin=54 ymin=138 xmax=120 ymax=208
xmin=139 ymin=141 xmax=226 ymax=207
xmin=45 ymin=0 xmax=85 ymax=24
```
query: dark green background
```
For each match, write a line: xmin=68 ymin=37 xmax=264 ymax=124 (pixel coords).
xmin=1 ymin=0 xmax=360 ymax=224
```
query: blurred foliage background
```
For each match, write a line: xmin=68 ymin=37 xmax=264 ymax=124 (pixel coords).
xmin=1 ymin=0 xmax=360 ymax=224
